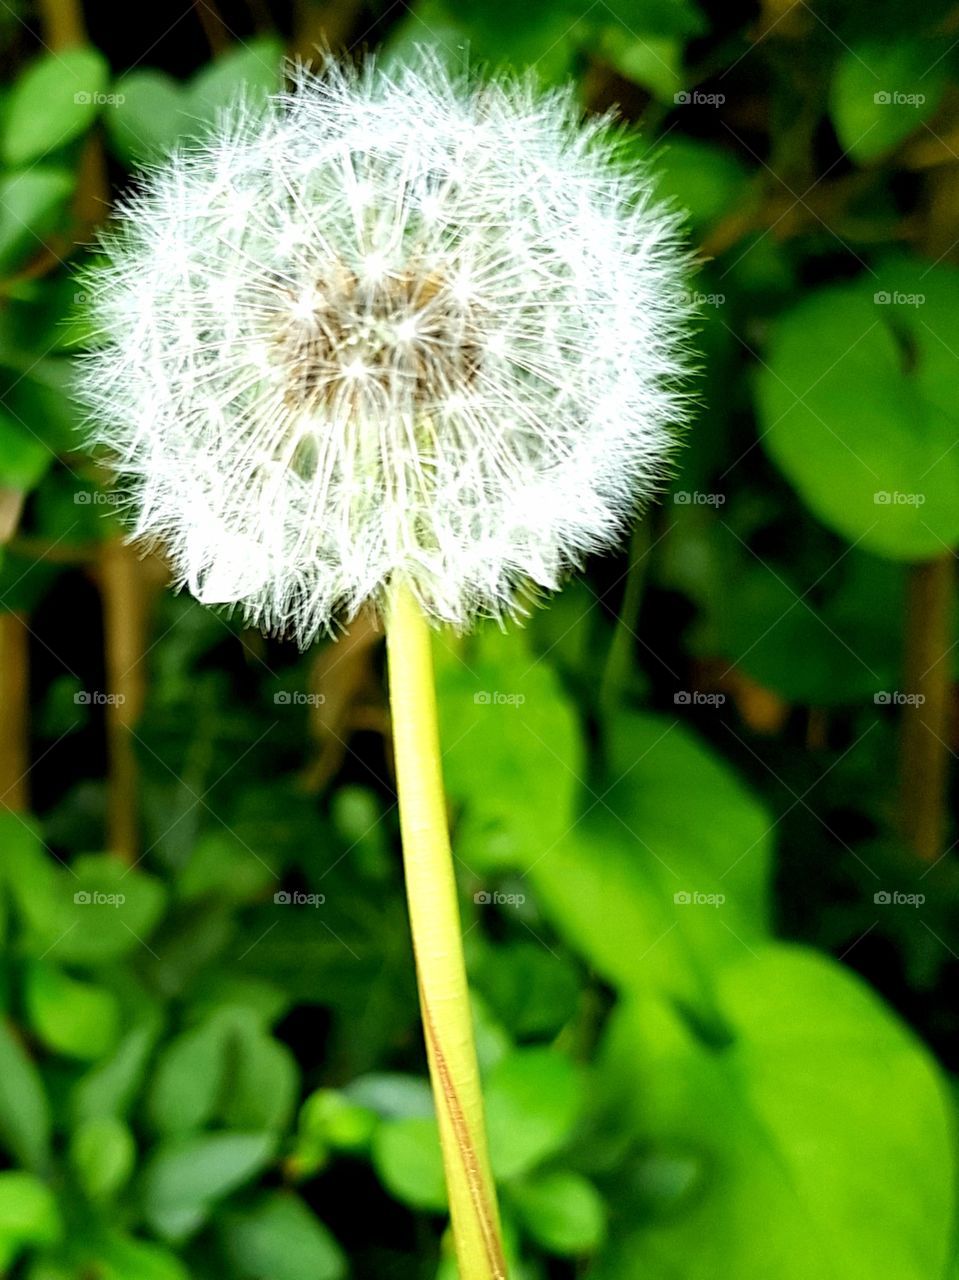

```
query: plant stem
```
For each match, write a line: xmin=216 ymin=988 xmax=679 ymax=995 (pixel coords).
xmin=900 ymin=553 xmax=955 ymax=863
xmin=291 ymin=0 xmax=364 ymax=58
xmin=0 ymin=491 xmax=29 ymax=813
xmin=386 ymin=582 xmax=506 ymax=1280
xmin=100 ymin=540 xmax=150 ymax=863
xmin=35 ymin=0 xmax=86 ymax=48
xmin=0 ymin=611 xmax=30 ymax=812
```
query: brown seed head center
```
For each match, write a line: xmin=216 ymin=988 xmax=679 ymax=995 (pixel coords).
xmin=272 ymin=260 xmax=480 ymax=414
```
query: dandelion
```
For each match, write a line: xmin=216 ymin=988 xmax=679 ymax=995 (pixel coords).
xmin=79 ymin=54 xmax=690 ymax=645
xmin=79 ymin=51 xmax=692 ymax=1280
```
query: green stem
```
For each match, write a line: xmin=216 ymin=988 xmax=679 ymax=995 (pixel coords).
xmin=386 ymin=582 xmax=506 ymax=1280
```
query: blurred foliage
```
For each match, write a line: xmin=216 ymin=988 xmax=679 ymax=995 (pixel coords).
xmin=0 ymin=1 xmax=958 ymax=1278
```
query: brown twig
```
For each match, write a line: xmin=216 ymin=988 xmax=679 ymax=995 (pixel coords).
xmin=301 ymin=607 xmax=384 ymax=791
xmin=899 ymin=554 xmax=956 ymax=863
xmin=193 ymin=0 xmax=230 ymax=57
xmin=291 ymin=0 xmax=365 ymax=61
xmin=97 ymin=542 xmax=153 ymax=863
xmin=0 ymin=490 xmax=30 ymax=812
xmin=897 ymin=149 xmax=959 ymax=863
xmin=0 ymin=613 xmax=30 ymax=813
xmin=34 ymin=0 xmax=86 ymax=49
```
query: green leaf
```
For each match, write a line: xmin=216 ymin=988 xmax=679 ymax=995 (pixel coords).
xmin=69 ymin=1116 xmax=136 ymax=1201
xmin=757 ymin=268 xmax=959 ymax=559
xmin=595 ymin=945 xmax=955 ymax=1279
xmin=23 ymin=1262 xmax=73 ymax=1280
xmin=71 ymin=1017 xmax=162 ymax=1125
xmin=177 ymin=830 xmax=276 ymax=904
xmin=472 ymin=940 xmax=580 ymax=1039
xmin=218 ymin=1022 xmax=299 ymax=1132
xmin=141 ymin=1131 xmax=277 ymax=1241
xmin=293 ymin=1089 xmax=377 ymax=1175
xmin=435 ymin=625 xmax=583 ymax=871
xmin=189 ymin=39 xmax=284 ymax=126
xmin=831 ymin=41 xmax=950 ymax=163
xmin=0 ymin=409 xmax=52 ymax=490
xmin=2 ymin=48 xmax=109 ymax=166
xmin=66 ymin=855 xmax=167 ymax=961
xmin=471 ymin=992 xmax=512 ymax=1074
xmin=2 ymin=358 xmax=80 ymax=455
xmin=371 ymin=1117 xmax=447 ymax=1211
xmin=3 ymin=837 xmax=166 ymax=965
xmin=381 ymin=4 xmax=469 ymax=76
xmin=148 ymin=1008 xmax=299 ymax=1136
xmin=598 ymin=0 xmax=705 ymax=37
xmin=430 ymin=0 xmax=582 ymax=83
xmin=219 ymin=1193 xmax=346 ymax=1280
xmin=0 ymin=1172 xmax=60 ymax=1271
xmin=528 ymin=712 xmax=771 ymax=1004
xmin=0 ymin=1016 xmax=51 ymax=1172
xmin=105 ymin=71 xmax=192 ymax=165
xmin=330 ymin=786 xmax=392 ymax=882
xmin=627 ymin=1146 xmax=706 ymax=1217
xmin=344 ymin=1072 xmax=435 ymax=1119
xmin=304 ymin=1090 xmax=378 ymax=1151
xmin=1 ymin=269 xmax=92 ymax=353
xmin=0 ymin=169 xmax=74 ymax=276
xmin=191 ymin=976 xmax=291 ymax=1028
xmin=713 ymin=552 xmax=904 ymax=705
xmin=88 ymin=1232 xmax=190 ymax=1280
xmin=485 ymin=1048 xmax=582 ymax=1180
xmin=24 ymin=961 xmax=119 ymax=1061
xmin=147 ymin=1017 xmax=229 ymax=1136
xmin=650 ymin=138 xmax=752 ymax=232
xmin=510 ymin=1170 xmax=606 ymax=1256
xmin=594 ymin=28 xmax=683 ymax=102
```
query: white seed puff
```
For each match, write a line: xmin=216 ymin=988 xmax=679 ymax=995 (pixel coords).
xmin=79 ymin=53 xmax=692 ymax=644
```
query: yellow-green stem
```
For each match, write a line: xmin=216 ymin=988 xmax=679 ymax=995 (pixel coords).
xmin=386 ymin=582 xmax=506 ymax=1280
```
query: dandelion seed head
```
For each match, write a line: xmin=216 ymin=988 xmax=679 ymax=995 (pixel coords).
xmin=79 ymin=52 xmax=693 ymax=644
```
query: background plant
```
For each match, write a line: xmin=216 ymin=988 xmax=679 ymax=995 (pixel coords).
xmin=0 ymin=1 xmax=956 ymax=1278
